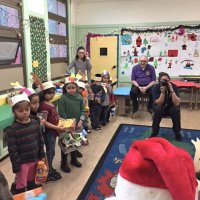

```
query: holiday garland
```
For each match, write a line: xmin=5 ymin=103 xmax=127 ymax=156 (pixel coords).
xmin=30 ymin=16 xmax=47 ymax=81
xmin=121 ymin=24 xmax=200 ymax=35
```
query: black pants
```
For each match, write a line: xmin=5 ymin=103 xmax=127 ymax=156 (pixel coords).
xmin=130 ymin=85 xmax=153 ymax=111
xmin=100 ymin=105 xmax=109 ymax=124
xmin=152 ymin=104 xmax=181 ymax=136
xmin=61 ymin=150 xmax=77 ymax=165
xmin=90 ymin=105 xmax=102 ymax=129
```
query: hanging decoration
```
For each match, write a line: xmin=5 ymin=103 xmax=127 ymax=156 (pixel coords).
xmin=121 ymin=24 xmax=200 ymax=35
xmin=30 ymin=16 xmax=47 ymax=81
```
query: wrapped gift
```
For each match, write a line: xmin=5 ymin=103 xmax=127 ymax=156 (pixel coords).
xmin=58 ymin=118 xmax=76 ymax=131
xmin=35 ymin=161 xmax=48 ymax=183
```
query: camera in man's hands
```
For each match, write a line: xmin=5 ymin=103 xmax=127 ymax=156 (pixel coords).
xmin=160 ymin=79 xmax=168 ymax=87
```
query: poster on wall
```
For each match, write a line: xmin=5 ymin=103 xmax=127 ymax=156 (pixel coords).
xmin=119 ymin=25 xmax=200 ymax=83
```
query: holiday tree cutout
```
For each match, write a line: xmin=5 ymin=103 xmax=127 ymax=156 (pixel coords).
xmin=153 ymin=59 xmax=158 ymax=69
xmin=143 ymin=38 xmax=148 ymax=46
xmin=194 ymin=49 xmax=199 ymax=57
xmin=124 ymin=63 xmax=129 ymax=69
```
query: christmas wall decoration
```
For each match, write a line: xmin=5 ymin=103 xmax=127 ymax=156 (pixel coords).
xmin=30 ymin=16 xmax=47 ymax=81
xmin=120 ymin=25 xmax=200 ymax=83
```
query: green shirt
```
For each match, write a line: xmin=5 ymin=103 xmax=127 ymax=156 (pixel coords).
xmin=58 ymin=93 xmax=85 ymax=125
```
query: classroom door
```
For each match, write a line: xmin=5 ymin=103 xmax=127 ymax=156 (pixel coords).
xmin=90 ymin=35 xmax=118 ymax=82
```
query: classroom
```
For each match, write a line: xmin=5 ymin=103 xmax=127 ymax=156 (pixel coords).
xmin=0 ymin=0 xmax=200 ymax=199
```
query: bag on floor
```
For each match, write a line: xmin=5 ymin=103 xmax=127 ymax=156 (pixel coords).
xmin=35 ymin=161 xmax=48 ymax=183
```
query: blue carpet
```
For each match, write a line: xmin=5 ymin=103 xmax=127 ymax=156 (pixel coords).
xmin=77 ymin=124 xmax=200 ymax=200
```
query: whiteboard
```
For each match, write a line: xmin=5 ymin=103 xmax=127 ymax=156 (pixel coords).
xmin=119 ymin=28 xmax=200 ymax=83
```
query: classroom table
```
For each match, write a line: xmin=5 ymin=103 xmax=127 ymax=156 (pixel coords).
xmin=179 ymin=76 xmax=200 ymax=83
xmin=113 ymin=87 xmax=131 ymax=115
xmin=171 ymin=80 xmax=196 ymax=110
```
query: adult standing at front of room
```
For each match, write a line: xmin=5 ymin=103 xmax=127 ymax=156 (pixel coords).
xmin=130 ymin=56 xmax=156 ymax=114
xmin=66 ymin=46 xmax=92 ymax=83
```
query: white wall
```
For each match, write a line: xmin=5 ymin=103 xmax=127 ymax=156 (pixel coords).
xmin=77 ymin=0 xmax=200 ymax=25
xmin=70 ymin=0 xmax=78 ymax=25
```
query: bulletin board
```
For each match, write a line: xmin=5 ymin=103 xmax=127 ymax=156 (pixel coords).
xmin=119 ymin=25 xmax=200 ymax=83
xmin=30 ymin=16 xmax=47 ymax=81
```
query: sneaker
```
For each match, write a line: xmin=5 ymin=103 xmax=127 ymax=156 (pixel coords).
xmin=51 ymin=170 xmax=62 ymax=180
xmin=76 ymin=150 xmax=83 ymax=158
xmin=71 ymin=160 xmax=82 ymax=168
xmin=87 ymin=129 xmax=91 ymax=133
xmin=93 ymin=127 xmax=101 ymax=131
xmin=46 ymin=173 xmax=61 ymax=183
xmin=175 ymin=133 xmax=183 ymax=141
xmin=61 ymin=164 xmax=71 ymax=173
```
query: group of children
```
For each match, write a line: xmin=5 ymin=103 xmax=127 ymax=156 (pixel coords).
xmin=5 ymin=70 xmax=116 ymax=195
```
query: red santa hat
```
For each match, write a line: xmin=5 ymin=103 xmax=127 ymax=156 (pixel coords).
xmin=106 ymin=138 xmax=198 ymax=200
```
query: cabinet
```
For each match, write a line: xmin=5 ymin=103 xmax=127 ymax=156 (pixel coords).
xmin=0 ymin=104 xmax=14 ymax=159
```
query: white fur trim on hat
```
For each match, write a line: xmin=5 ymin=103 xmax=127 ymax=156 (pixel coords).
xmin=108 ymin=174 xmax=173 ymax=200
xmin=77 ymin=81 xmax=85 ymax=89
xmin=11 ymin=94 xmax=30 ymax=107
xmin=42 ymin=81 xmax=54 ymax=90
xmin=105 ymin=174 xmax=199 ymax=200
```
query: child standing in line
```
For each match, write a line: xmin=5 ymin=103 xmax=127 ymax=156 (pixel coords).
xmin=39 ymin=81 xmax=66 ymax=182
xmin=58 ymin=77 xmax=85 ymax=173
xmin=100 ymin=71 xmax=112 ymax=126
xmin=107 ymin=78 xmax=117 ymax=122
xmin=77 ymin=80 xmax=91 ymax=133
xmin=10 ymin=89 xmax=44 ymax=194
xmin=89 ymin=74 xmax=105 ymax=130
xmin=6 ymin=94 xmax=46 ymax=194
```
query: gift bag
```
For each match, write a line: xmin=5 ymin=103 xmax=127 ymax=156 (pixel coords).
xmin=35 ymin=161 xmax=48 ymax=183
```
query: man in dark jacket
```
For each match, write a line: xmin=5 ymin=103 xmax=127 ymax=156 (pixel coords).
xmin=150 ymin=72 xmax=182 ymax=141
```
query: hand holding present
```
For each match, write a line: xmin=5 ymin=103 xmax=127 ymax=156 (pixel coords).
xmin=77 ymin=120 xmax=83 ymax=130
xmin=57 ymin=126 xmax=67 ymax=133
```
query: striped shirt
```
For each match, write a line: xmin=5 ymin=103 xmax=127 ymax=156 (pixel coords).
xmin=6 ymin=119 xmax=45 ymax=173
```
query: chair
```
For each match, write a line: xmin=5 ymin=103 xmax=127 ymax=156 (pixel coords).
xmin=138 ymin=93 xmax=149 ymax=111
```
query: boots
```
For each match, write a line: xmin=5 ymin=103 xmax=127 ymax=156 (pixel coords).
xmin=76 ymin=150 xmax=83 ymax=158
xmin=61 ymin=151 xmax=71 ymax=173
xmin=27 ymin=181 xmax=42 ymax=191
xmin=71 ymin=151 xmax=82 ymax=168
xmin=175 ymin=133 xmax=183 ymax=141
xmin=15 ymin=187 xmax=26 ymax=194
xmin=10 ymin=182 xmax=16 ymax=195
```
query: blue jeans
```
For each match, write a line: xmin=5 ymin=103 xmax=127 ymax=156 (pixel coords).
xmin=43 ymin=129 xmax=56 ymax=172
